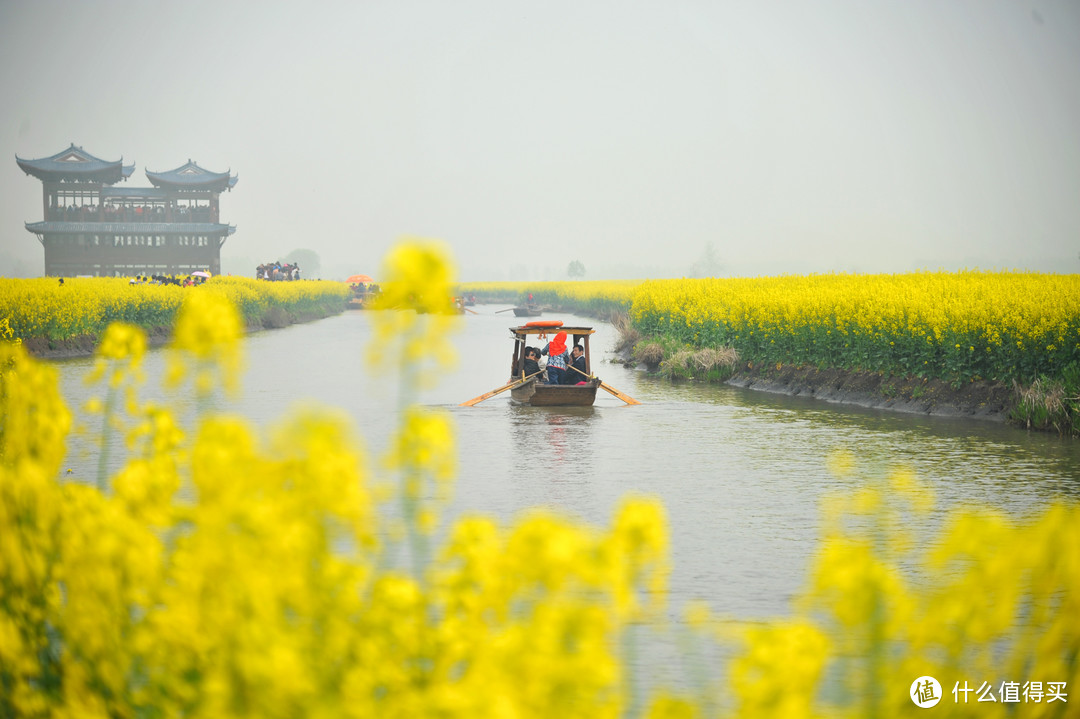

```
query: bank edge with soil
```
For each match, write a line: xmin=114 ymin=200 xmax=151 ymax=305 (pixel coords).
xmin=21 ymin=299 xmax=348 ymax=360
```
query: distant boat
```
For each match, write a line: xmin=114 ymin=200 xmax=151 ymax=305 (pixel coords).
xmin=511 ymin=305 xmax=543 ymax=317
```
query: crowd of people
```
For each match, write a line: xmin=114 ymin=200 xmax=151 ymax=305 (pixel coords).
xmin=48 ymin=204 xmax=215 ymax=223
xmin=127 ymin=274 xmax=208 ymax=287
xmin=522 ymin=331 xmax=588 ymax=384
xmin=256 ymin=262 xmax=300 ymax=281
xmin=349 ymin=282 xmax=381 ymax=297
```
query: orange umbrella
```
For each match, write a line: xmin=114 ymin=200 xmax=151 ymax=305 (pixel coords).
xmin=346 ymin=274 xmax=374 ymax=284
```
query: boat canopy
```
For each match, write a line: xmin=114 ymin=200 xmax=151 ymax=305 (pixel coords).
xmin=510 ymin=325 xmax=595 ymax=336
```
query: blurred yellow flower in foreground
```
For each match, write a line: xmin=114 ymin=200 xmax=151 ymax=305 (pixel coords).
xmin=167 ymin=290 xmax=244 ymax=396
xmin=369 ymin=238 xmax=461 ymax=387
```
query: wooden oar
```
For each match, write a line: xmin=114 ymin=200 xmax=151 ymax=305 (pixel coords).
xmin=567 ymin=364 xmax=641 ymax=405
xmin=459 ymin=370 xmax=543 ymax=406
xmin=597 ymin=382 xmax=642 ymax=405
xmin=494 ymin=308 xmax=516 ymax=314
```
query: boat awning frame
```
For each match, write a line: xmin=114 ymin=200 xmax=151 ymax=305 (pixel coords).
xmin=510 ymin=326 xmax=595 ymax=336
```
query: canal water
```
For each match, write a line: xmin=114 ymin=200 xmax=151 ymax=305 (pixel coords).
xmin=51 ymin=306 xmax=1080 ymax=683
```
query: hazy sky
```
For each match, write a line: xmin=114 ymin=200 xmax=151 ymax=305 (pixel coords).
xmin=2 ymin=0 xmax=1079 ymax=280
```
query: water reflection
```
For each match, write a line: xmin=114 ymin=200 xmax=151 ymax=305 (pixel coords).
xmin=509 ymin=405 xmax=594 ymax=460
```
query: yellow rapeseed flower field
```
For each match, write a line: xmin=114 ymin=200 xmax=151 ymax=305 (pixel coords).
xmin=632 ymin=271 xmax=1080 ymax=382
xmin=465 ymin=271 xmax=1080 ymax=383
xmin=0 ymin=276 xmax=349 ymax=342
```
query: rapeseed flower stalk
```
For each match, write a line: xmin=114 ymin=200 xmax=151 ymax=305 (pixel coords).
xmin=729 ymin=620 xmax=830 ymax=718
xmin=0 ymin=341 xmax=70 ymax=717
xmin=166 ymin=289 xmax=244 ymax=398
xmin=0 ymin=316 xmax=20 ymax=345
xmin=370 ymin=238 xmax=461 ymax=392
xmin=370 ymin=239 xmax=461 ymax=582
xmin=85 ymin=322 xmax=147 ymax=490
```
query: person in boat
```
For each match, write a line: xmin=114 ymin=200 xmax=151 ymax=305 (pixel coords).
xmin=563 ymin=344 xmax=587 ymax=384
xmin=541 ymin=331 xmax=570 ymax=384
xmin=522 ymin=346 xmax=543 ymax=380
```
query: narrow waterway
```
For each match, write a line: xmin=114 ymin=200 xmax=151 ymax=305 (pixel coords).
xmin=51 ymin=306 xmax=1080 ymax=684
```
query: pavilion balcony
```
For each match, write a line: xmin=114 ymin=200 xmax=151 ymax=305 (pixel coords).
xmin=46 ymin=206 xmax=215 ymax=223
xmin=26 ymin=221 xmax=235 ymax=236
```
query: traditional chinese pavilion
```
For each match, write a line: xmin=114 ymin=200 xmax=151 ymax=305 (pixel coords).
xmin=16 ymin=144 xmax=238 ymax=277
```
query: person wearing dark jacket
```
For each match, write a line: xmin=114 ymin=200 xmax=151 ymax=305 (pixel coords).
xmin=521 ymin=347 xmax=543 ymax=380
xmin=562 ymin=345 xmax=588 ymax=384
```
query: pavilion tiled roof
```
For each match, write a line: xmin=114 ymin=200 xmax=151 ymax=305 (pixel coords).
xmin=145 ymin=160 xmax=237 ymax=191
xmin=15 ymin=143 xmax=133 ymax=184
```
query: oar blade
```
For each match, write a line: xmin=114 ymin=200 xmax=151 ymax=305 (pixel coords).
xmin=460 ymin=385 xmax=510 ymax=406
xmin=565 ymin=364 xmax=641 ymax=405
xmin=599 ymin=381 xmax=641 ymax=405
xmin=460 ymin=371 xmax=542 ymax=406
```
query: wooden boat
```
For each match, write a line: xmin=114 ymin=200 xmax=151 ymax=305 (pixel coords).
xmin=512 ymin=305 xmax=543 ymax=317
xmin=507 ymin=322 xmax=598 ymax=407
xmin=509 ymin=376 xmax=599 ymax=406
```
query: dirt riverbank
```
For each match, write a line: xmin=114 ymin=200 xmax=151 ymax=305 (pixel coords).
xmin=725 ymin=362 xmax=1015 ymax=421
xmin=23 ymin=326 xmax=172 ymax=359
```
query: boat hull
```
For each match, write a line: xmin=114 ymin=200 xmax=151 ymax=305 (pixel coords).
xmin=512 ymin=306 xmax=543 ymax=317
xmin=510 ymin=377 xmax=599 ymax=406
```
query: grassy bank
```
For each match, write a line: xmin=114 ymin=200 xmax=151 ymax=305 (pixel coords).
xmin=0 ymin=277 xmax=350 ymax=352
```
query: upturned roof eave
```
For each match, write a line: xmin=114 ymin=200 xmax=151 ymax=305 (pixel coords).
xmin=16 ymin=144 xmax=127 ymax=183
xmin=145 ymin=160 xmax=233 ymax=190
